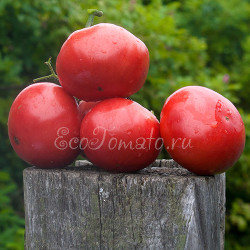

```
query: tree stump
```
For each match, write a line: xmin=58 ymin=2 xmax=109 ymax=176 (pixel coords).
xmin=23 ymin=159 xmax=225 ymax=250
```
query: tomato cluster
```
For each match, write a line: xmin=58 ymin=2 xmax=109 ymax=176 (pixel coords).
xmin=8 ymin=10 xmax=245 ymax=175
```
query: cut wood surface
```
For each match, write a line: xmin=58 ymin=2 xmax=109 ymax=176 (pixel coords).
xmin=24 ymin=159 xmax=225 ymax=250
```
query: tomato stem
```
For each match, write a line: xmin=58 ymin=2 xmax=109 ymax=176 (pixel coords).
xmin=85 ymin=9 xmax=103 ymax=28
xmin=33 ymin=57 xmax=59 ymax=83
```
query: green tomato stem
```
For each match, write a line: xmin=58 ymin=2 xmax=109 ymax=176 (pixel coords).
xmin=33 ymin=57 xmax=58 ymax=83
xmin=85 ymin=9 xmax=103 ymax=28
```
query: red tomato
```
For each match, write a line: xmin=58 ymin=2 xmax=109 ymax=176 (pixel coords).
xmin=78 ymin=100 xmax=99 ymax=120
xmin=80 ymin=98 xmax=161 ymax=172
xmin=56 ymin=23 xmax=149 ymax=101
xmin=160 ymin=86 xmax=245 ymax=175
xmin=8 ymin=82 xmax=81 ymax=168
xmin=78 ymin=100 xmax=99 ymax=159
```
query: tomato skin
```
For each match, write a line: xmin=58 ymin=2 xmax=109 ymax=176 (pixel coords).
xmin=80 ymin=98 xmax=161 ymax=172
xmin=56 ymin=23 xmax=149 ymax=101
xmin=160 ymin=86 xmax=245 ymax=175
xmin=78 ymin=100 xmax=99 ymax=120
xmin=8 ymin=82 xmax=81 ymax=168
xmin=78 ymin=100 xmax=99 ymax=158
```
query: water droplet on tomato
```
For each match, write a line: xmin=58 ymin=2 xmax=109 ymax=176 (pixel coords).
xmin=211 ymin=121 xmax=218 ymax=128
xmin=194 ymin=129 xmax=199 ymax=134
xmin=227 ymin=110 xmax=232 ymax=116
xmin=216 ymin=100 xmax=223 ymax=112
xmin=112 ymin=40 xmax=117 ymax=45
xmin=101 ymin=50 xmax=107 ymax=54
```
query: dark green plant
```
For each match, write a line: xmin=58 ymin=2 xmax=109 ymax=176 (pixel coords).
xmin=0 ymin=171 xmax=25 ymax=249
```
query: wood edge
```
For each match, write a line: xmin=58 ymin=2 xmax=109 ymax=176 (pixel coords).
xmin=22 ymin=159 xmax=224 ymax=178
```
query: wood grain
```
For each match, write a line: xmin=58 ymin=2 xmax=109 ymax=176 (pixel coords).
xmin=24 ymin=159 xmax=225 ymax=249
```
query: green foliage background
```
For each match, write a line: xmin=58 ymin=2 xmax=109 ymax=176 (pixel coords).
xmin=0 ymin=0 xmax=249 ymax=249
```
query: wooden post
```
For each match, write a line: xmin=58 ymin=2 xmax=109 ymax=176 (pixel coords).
xmin=23 ymin=159 xmax=225 ymax=249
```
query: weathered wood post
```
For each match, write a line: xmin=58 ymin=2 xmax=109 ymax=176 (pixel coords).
xmin=23 ymin=159 xmax=225 ymax=249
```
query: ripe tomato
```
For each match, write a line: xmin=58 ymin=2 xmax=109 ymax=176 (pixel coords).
xmin=78 ymin=100 xmax=99 ymax=158
xmin=160 ymin=86 xmax=245 ymax=175
xmin=78 ymin=100 xmax=99 ymax=120
xmin=80 ymin=98 xmax=161 ymax=172
xmin=56 ymin=23 xmax=149 ymax=101
xmin=8 ymin=82 xmax=81 ymax=168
